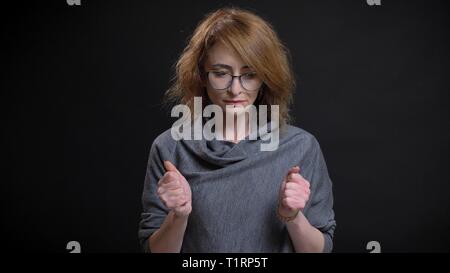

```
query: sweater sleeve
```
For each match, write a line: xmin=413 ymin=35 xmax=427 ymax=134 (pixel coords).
xmin=138 ymin=133 xmax=174 ymax=252
xmin=301 ymin=135 xmax=337 ymax=253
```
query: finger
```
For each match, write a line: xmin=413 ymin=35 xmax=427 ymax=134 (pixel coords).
xmin=287 ymin=179 xmax=308 ymax=189
xmin=158 ymin=173 xmax=176 ymax=186
xmin=287 ymin=169 xmax=305 ymax=179
xmin=161 ymin=181 xmax=182 ymax=190
xmin=290 ymin=184 xmax=310 ymax=198
xmin=287 ymin=190 xmax=309 ymax=202
xmin=283 ymin=185 xmax=310 ymax=199
xmin=303 ymin=187 xmax=311 ymax=196
xmin=164 ymin=161 xmax=182 ymax=177
xmin=304 ymin=179 xmax=310 ymax=188
xmin=161 ymin=196 xmax=177 ymax=209
xmin=167 ymin=195 xmax=188 ymax=209
xmin=285 ymin=166 xmax=300 ymax=181
xmin=157 ymin=185 xmax=169 ymax=195
xmin=163 ymin=188 xmax=185 ymax=198
xmin=287 ymin=174 xmax=310 ymax=190
xmin=177 ymin=201 xmax=189 ymax=210
xmin=287 ymin=166 xmax=300 ymax=176
xmin=282 ymin=189 xmax=292 ymax=199
xmin=287 ymin=173 xmax=302 ymax=182
xmin=282 ymin=197 xmax=306 ymax=210
xmin=167 ymin=194 xmax=185 ymax=204
xmin=281 ymin=197 xmax=298 ymax=210
xmin=279 ymin=179 xmax=287 ymax=196
xmin=283 ymin=188 xmax=304 ymax=198
xmin=285 ymin=182 xmax=301 ymax=191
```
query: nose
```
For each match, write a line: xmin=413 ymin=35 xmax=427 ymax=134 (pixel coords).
xmin=228 ymin=76 xmax=243 ymax=96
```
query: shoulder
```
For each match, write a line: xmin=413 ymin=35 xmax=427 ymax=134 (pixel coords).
xmin=279 ymin=124 xmax=325 ymax=161
xmin=282 ymin=124 xmax=321 ymax=148
xmin=283 ymin=125 xmax=330 ymax=179
xmin=149 ymin=128 xmax=178 ymax=159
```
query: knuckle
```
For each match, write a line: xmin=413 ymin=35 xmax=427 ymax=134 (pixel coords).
xmin=282 ymin=190 xmax=290 ymax=198
xmin=167 ymin=172 xmax=178 ymax=180
xmin=283 ymin=198 xmax=293 ymax=208
xmin=161 ymin=199 xmax=169 ymax=207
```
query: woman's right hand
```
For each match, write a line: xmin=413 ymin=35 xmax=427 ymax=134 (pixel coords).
xmin=157 ymin=161 xmax=192 ymax=217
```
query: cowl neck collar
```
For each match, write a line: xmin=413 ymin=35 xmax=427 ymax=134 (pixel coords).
xmin=178 ymin=119 xmax=279 ymax=167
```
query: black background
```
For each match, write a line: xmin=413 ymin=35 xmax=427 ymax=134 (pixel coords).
xmin=2 ymin=0 xmax=449 ymax=253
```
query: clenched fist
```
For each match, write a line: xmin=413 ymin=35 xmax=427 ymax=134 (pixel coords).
xmin=277 ymin=166 xmax=311 ymax=221
xmin=157 ymin=161 xmax=192 ymax=217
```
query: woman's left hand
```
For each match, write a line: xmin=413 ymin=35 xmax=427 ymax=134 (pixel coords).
xmin=277 ymin=166 xmax=311 ymax=221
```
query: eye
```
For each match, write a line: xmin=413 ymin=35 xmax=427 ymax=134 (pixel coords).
xmin=243 ymin=72 xmax=257 ymax=79
xmin=211 ymin=71 xmax=229 ymax=78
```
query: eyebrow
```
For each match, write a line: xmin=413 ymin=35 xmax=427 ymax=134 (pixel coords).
xmin=210 ymin=63 xmax=250 ymax=70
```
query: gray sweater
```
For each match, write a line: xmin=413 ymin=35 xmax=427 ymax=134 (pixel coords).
xmin=138 ymin=124 xmax=336 ymax=252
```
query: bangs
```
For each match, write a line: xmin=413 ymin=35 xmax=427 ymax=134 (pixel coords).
xmin=204 ymin=14 xmax=270 ymax=82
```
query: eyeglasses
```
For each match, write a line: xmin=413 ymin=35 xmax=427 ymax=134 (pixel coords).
xmin=206 ymin=71 xmax=263 ymax=92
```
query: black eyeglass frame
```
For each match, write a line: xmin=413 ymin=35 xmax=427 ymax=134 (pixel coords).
xmin=206 ymin=71 xmax=263 ymax=92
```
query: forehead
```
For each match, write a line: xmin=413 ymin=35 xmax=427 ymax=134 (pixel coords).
xmin=205 ymin=42 xmax=247 ymax=69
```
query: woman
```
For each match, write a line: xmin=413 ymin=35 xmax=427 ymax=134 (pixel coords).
xmin=138 ymin=7 xmax=336 ymax=253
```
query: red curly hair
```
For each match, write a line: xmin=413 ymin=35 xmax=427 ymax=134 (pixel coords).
xmin=165 ymin=7 xmax=296 ymax=126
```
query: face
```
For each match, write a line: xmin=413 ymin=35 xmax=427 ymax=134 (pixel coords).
xmin=203 ymin=42 xmax=261 ymax=114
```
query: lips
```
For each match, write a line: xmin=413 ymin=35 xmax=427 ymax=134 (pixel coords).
xmin=223 ymin=100 xmax=248 ymax=108
xmin=223 ymin=100 xmax=247 ymax=104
